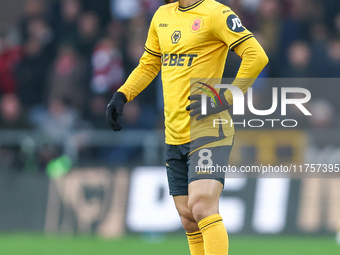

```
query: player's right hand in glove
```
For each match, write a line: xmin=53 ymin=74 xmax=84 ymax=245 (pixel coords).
xmin=106 ymin=92 xmax=127 ymax=131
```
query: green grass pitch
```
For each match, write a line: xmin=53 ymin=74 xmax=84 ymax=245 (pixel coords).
xmin=0 ymin=233 xmax=338 ymax=255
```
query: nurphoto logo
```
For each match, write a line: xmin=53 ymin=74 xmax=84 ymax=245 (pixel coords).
xmin=200 ymin=84 xmax=312 ymax=128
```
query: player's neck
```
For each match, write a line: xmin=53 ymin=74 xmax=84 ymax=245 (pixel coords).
xmin=178 ymin=0 xmax=201 ymax=8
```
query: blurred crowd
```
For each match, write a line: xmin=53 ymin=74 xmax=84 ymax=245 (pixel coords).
xmin=0 ymin=0 xmax=339 ymax=170
xmin=0 ymin=0 xmax=160 ymax=133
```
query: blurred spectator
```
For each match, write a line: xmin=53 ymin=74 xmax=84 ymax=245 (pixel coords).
xmin=110 ymin=0 xmax=141 ymax=20
xmin=20 ymin=0 xmax=46 ymax=42
xmin=127 ymin=15 xmax=148 ymax=52
xmin=15 ymin=37 xmax=49 ymax=108
xmin=308 ymin=99 xmax=335 ymax=128
xmin=106 ymin=20 xmax=125 ymax=48
xmin=141 ymin=0 xmax=162 ymax=19
xmin=90 ymin=37 xmax=124 ymax=95
xmin=81 ymin=0 xmax=111 ymax=27
xmin=26 ymin=17 xmax=55 ymax=48
xmin=323 ymin=0 xmax=340 ymax=31
xmin=0 ymin=94 xmax=31 ymax=129
xmin=0 ymin=27 xmax=19 ymax=54
xmin=278 ymin=0 xmax=317 ymax=64
xmin=281 ymin=41 xmax=312 ymax=77
xmin=257 ymin=0 xmax=281 ymax=57
xmin=84 ymin=95 xmax=108 ymax=129
xmin=124 ymin=15 xmax=148 ymax=74
xmin=46 ymin=45 xmax=87 ymax=110
xmin=325 ymin=39 xmax=340 ymax=77
xmin=0 ymin=94 xmax=32 ymax=171
xmin=308 ymin=23 xmax=329 ymax=77
xmin=23 ymin=16 xmax=57 ymax=63
xmin=335 ymin=12 xmax=340 ymax=37
xmin=120 ymin=99 xmax=156 ymax=129
xmin=39 ymin=97 xmax=80 ymax=138
xmin=228 ymin=0 xmax=257 ymax=30
xmin=76 ymin=12 xmax=101 ymax=59
xmin=0 ymin=32 xmax=23 ymax=94
xmin=51 ymin=0 xmax=82 ymax=45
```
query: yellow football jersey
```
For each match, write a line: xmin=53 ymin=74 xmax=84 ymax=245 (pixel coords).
xmin=119 ymin=0 xmax=257 ymax=145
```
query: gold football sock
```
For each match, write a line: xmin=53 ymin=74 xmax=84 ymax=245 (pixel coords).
xmin=186 ymin=231 xmax=205 ymax=255
xmin=198 ymin=214 xmax=228 ymax=255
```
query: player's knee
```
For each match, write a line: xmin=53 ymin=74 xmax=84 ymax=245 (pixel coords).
xmin=176 ymin=202 xmax=191 ymax=218
xmin=188 ymin=194 xmax=216 ymax=223
xmin=176 ymin=204 xmax=199 ymax=232
xmin=180 ymin=215 xmax=199 ymax=233
xmin=188 ymin=199 xmax=207 ymax=223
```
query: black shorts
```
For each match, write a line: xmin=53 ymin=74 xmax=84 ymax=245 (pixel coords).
xmin=166 ymin=141 xmax=233 ymax=196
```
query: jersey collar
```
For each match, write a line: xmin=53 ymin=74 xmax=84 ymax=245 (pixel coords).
xmin=178 ymin=0 xmax=205 ymax=12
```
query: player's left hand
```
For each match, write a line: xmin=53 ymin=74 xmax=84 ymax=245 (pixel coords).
xmin=186 ymin=94 xmax=230 ymax=121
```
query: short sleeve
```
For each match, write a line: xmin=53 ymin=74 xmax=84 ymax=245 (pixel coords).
xmin=144 ymin=15 xmax=162 ymax=58
xmin=211 ymin=6 xmax=253 ymax=50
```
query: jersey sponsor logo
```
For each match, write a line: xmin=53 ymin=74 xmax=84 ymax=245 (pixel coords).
xmin=162 ymin=53 xmax=198 ymax=67
xmin=159 ymin=23 xmax=168 ymax=27
xmin=190 ymin=17 xmax=204 ymax=33
xmin=171 ymin=31 xmax=181 ymax=44
xmin=222 ymin=9 xmax=231 ymax=14
xmin=227 ymin=14 xmax=245 ymax=32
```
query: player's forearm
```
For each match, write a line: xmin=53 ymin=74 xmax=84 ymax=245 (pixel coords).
xmin=118 ymin=52 xmax=161 ymax=102
xmin=224 ymin=37 xmax=269 ymax=105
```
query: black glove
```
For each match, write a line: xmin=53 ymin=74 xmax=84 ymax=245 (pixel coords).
xmin=186 ymin=94 xmax=230 ymax=121
xmin=106 ymin=92 xmax=127 ymax=131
